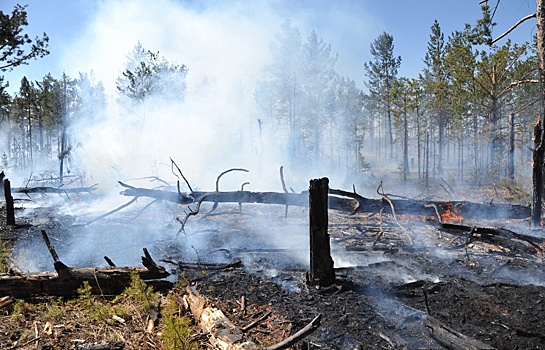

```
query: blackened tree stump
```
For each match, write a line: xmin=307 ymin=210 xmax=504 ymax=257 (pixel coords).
xmin=309 ymin=178 xmax=335 ymax=287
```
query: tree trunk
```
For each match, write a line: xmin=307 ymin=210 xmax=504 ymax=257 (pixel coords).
xmin=533 ymin=0 xmax=545 ymax=226
xmin=508 ymin=112 xmax=515 ymax=182
xmin=403 ymin=111 xmax=409 ymax=182
xmin=308 ymin=178 xmax=335 ymax=287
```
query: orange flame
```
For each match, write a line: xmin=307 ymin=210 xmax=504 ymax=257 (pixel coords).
xmin=441 ymin=204 xmax=464 ymax=224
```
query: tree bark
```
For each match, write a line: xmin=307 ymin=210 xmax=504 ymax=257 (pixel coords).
xmin=508 ymin=112 xmax=515 ymax=182
xmin=532 ymin=120 xmax=544 ymax=226
xmin=308 ymin=178 xmax=335 ymax=287
xmin=533 ymin=0 xmax=545 ymax=226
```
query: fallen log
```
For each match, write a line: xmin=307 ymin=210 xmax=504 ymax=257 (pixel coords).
xmin=0 ymin=265 xmax=170 ymax=299
xmin=437 ymin=223 xmax=543 ymax=256
xmin=424 ymin=316 xmax=495 ymax=350
xmin=118 ymin=182 xmax=530 ymax=221
xmin=0 ymin=245 xmax=170 ymax=298
xmin=12 ymin=185 xmax=98 ymax=195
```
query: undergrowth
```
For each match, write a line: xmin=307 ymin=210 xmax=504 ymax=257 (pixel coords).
xmin=6 ymin=272 xmax=198 ymax=349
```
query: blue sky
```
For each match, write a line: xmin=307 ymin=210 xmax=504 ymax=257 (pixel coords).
xmin=0 ymin=0 xmax=537 ymax=94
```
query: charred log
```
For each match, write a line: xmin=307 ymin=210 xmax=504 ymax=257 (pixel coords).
xmin=424 ymin=316 xmax=495 ymax=350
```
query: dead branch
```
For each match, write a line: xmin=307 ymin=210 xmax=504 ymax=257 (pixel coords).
xmin=41 ymin=230 xmax=60 ymax=263
xmin=82 ymin=197 xmax=138 ymax=226
xmin=170 ymin=157 xmax=194 ymax=193
xmin=241 ymin=311 xmax=272 ymax=332
xmin=216 ymin=168 xmax=249 ymax=192
xmin=177 ymin=195 xmax=207 ymax=232
xmin=492 ymin=12 xmax=536 ymax=44
xmin=377 ymin=182 xmax=413 ymax=245
xmin=264 ymin=314 xmax=322 ymax=350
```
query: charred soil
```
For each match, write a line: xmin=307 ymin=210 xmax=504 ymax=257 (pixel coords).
xmin=1 ymin=191 xmax=545 ymax=349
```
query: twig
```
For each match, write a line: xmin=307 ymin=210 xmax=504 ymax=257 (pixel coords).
xmin=176 ymin=195 xmax=207 ymax=232
xmin=264 ymin=314 xmax=322 ymax=350
xmin=242 ymin=311 xmax=272 ymax=332
xmin=83 ymin=197 xmax=138 ymax=226
xmin=170 ymin=157 xmax=193 ymax=193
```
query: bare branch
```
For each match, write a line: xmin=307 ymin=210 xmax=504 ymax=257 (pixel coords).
xmin=215 ymin=168 xmax=249 ymax=192
xmin=170 ymin=157 xmax=193 ymax=193
xmin=492 ymin=13 xmax=536 ymax=44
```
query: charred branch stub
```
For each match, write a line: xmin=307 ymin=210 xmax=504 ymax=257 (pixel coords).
xmin=3 ymin=178 xmax=15 ymax=226
xmin=309 ymin=177 xmax=335 ymax=287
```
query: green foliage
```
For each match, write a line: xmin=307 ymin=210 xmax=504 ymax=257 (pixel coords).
xmin=46 ymin=299 xmax=65 ymax=320
xmin=0 ymin=4 xmax=49 ymax=72
xmin=0 ymin=239 xmax=10 ymax=273
xmin=161 ymin=314 xmax=195 ymax=350
xmin=73 ymin=281 xmax=111 ymax=323
xmin=115 ymin=271 xmax=159 ymax=314
xmin=116 ymin=41 xmax=188 ymax=102
xmin=160 ymin=294 xmax=196 ymax=350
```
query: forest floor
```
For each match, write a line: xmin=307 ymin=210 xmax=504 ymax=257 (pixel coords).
xmin=0 ymin=177 xmax=544 ymax=349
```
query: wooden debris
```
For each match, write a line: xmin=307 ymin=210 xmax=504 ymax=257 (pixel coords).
xmin=241 ymin=311 xmax=272 ymax=333
xmin=424 ymin=316 xmax=495 ymax=350
xmin=184 ymin=285 xmax=261 ymax=350
xmin=0 ymin=295 xmax=15 ymax=308
xmin=0 ymin=241 xmax=170 ymax=298
xmin=76 ymin=341 xmax=125 ymax=350
xmin=263 ymin=314 xmax=322 ymax=350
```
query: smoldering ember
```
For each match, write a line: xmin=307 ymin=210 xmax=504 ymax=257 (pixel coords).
xmin=3 ymin=1 xmax=545 ymax=350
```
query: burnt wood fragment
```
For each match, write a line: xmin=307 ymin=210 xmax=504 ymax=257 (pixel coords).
xmin=424 ymin=316 xmax=495 ymax=350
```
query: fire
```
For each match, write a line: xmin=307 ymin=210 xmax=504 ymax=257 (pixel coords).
xmin=440 ymin=204 xmax=464 ymax=224
xmin=398 ymin=214 xmax=430 ymax=221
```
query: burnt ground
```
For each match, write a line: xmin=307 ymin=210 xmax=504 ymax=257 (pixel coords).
xmin=1 ymin=188 xmax=545 ymax=349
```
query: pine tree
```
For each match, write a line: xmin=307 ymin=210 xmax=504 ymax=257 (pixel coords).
xmin=364 ymin=32 xmax=401 ymax=160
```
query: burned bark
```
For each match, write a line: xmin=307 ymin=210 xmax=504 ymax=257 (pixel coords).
xmin=0 ymin=241 xmax=170 ymax=299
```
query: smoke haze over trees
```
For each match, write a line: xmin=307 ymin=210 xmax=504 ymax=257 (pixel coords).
xmin=0 ymin=2 xmax=541 ymax=199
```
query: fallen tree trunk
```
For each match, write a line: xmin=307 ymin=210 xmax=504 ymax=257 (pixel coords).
xmin=12 ymin=185 xmax=98 ymax=195
xmin=0 ymin=247 xmax=170 ymax=298
xmin=118 ymin=182 xmax=531 ymax=221
xmin=0 ymin=266 xmax=169 ymax=299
